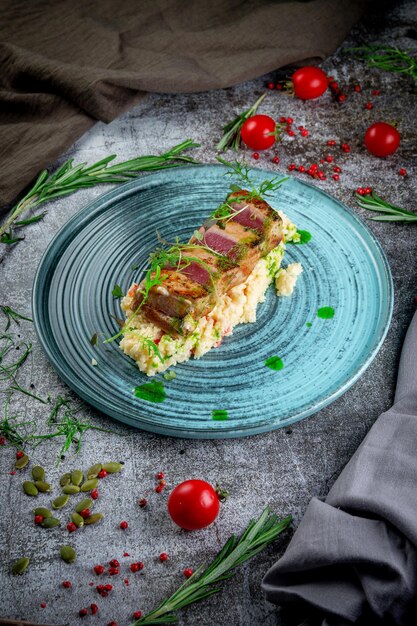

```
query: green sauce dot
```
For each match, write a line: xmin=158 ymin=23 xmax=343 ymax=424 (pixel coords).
xmin=133 ymin=381 xmax=166 ymax=403
xmin=317 ymin=307 xmax=335 ymax=319
xmin=296 ymin=229 xmax=312 ymax=244
xmin=212 ymin=410 xmax=228 ymax=421
xmin=265 ymin=356 xmax=284 ymax=371
xmin=306 ymin=322 xmax=312 ymax=328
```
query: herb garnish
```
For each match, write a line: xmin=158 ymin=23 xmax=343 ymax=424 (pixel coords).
xmin=265 ymin=356 xmax=284 ymax=371
xmin=90 ymin=332 xmax=99 ymax=346
xmin=293 ymin=229 xmax=312 ymax=244
xmin=134 ymin=508 xmax=291 ymax=625
xmin=107 ymin=159 xmax=287 ymax=349
xmin=163 ymin=371 xmax=177 ymax=381
xmin=0 ymin=307 xmax=121 ymax=460
xmin=0 ymin=306 xmax=33 ymax=331
xmin=133 ymin=381 xmax=166 ymax=403
xmin=112 ymin=284 xmax=124 ymax=298
xmin=355 ymin=191 xmax=417 ymax=222
xmin=31 ymin=396 xmax=121 ymax=465
xmin=0 ymin=139 xmax=200 ymax=245
xmin=346 ymin=46 xmax=417 ymax=83
xmin=216 ymin=93 xmax=267 ymax=152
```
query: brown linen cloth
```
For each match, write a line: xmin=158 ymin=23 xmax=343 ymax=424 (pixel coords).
xmin=0 ymin=0 xmax=367 ymax=211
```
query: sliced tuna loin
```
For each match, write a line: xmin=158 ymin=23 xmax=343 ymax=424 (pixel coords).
xmin=129 ymin=189 xmax=283 ymax=334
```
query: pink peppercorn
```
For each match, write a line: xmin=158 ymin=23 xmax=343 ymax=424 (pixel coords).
xmin=119 ymin=520 xmax=128 ymax=530
xmin=67 ymin=522 xmax=77 ymax=533
xmin=62 ymin=581 xmax=72 ymax=588
xmin=130 ymin=561 xmax=144 ymax=573
xmin=159 ymin=552 xmax=168 ymax=562
xmin=133 ymin=611 xmax=142 ymax=619
xmin=79 ymin=608 xmax=88 ymax=618
xmin=91 ymin=604 xmax=99 ymax=615
xmin=94 ymin=565 xmax=105 ymax=575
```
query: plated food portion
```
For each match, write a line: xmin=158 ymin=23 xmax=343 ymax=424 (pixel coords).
xmin=120 ymin=179 xmax=302 ymax=376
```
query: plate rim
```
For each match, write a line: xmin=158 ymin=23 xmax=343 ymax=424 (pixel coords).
xmin=32 ymin=164 xmax=394 ymax=439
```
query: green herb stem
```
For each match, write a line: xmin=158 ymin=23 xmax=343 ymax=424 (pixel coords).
xmin=216 ymin=93 xmax=267 ymax=152
xmin=346 ymin=46 xmax=417 ymax=82
xmin=134 ymin=508 xmax=291 ymax=625
xmin=0 ymin=140 xmax=200 ymax=244
xmin=355 ymin=191 xmax=417 ymax=222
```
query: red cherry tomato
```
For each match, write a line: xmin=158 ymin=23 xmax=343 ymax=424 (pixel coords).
xmin=364 ymin=122 xmax=400 ymax=157
xmin=292 ymin=67 xmax=328 ymax=100
xmin=168 ymin=480 xmax=220 ymax=530
xmin=240 ymin=115 xmax=276 ymax=151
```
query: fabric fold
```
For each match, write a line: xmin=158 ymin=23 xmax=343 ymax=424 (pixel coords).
xmin=0 ymin=0 xmax=369 ymax=209
xmin=262 ymin=312 xmax=417 ymax=625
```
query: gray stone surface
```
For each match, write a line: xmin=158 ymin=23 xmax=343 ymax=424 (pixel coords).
xmin=1 ymin=1 xmax=417 ymax=625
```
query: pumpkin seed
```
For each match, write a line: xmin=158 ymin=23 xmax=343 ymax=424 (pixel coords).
xmin=84 ymin=513 xmax=103 ymax=525
xmin=23 ymin=481 xmax=38 ymax=496
xmin=62 ymin=484 xmax=81 ymax=495
xmin=15 ymin=454 xmax=30 ymax=470
xmin=75 ymin=498 xmax=93 ymax=514
xmin=71 ymin=469 xmax=83 ymax=486
xmin=33 ymin=507 xmax=52 ymax=518
xmin=80 ymin=478 xmax=98 ymax=492
xmin=102 ymin=462 xmax=124 ymax=474
xmin=59 ymin=472 xmax=71 ymax=487
xmin=32 ymin=465 xmax=45 ymax=481
xmin=71 ymin=512 xmax=84 ymax=528
xmin=60 ymin=545 xmax=76 ymax=563
xmin=34 ymin=481 xmax=52 ymax=493
xmin=52 ymin=494 xmax=70 ymax=509
xmin=86 ymin=463 xmax=102 ymax=479
xmin=41 ymin=517 xmax=60 ymax=528
xmin=12 ymin=557 xmax=30 ymax=575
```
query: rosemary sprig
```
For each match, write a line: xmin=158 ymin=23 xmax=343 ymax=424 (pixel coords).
xmin=216 ymin=93 xmax=268 ymax=152
xmin=355 ymin=191 xmax=417 ymax=222
xmin=347 ymin=46 xmax=417 ymax=82
xmin=0 ymin=139 xmax=200 ymax=245
xmin=135 ymin=508 xmax=292 ymax=625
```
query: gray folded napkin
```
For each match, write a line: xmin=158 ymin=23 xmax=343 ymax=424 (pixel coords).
xmin=262 ymin=311 xmax=417 ymax=626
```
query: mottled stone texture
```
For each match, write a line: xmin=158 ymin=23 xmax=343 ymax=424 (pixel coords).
xmin=1 ymin=1 xmax=417 ymax=625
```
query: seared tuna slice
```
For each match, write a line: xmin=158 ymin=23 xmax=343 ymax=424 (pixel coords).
xmin=129 ymin=189 xmax=283 ymax=335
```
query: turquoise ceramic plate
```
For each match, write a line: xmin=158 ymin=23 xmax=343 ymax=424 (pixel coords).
xmin=32 ymin=165 xmax=393 ymax=438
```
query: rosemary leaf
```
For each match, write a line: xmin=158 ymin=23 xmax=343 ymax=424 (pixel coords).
xmin=135 ymin=508 xmax=291 ymax=625
xmin=346 ymin=46 xmax=417 ymax=82
xmin=0 ymin=139 xmax=200 ymax=245
xmin=216 ymin=93 xmax=267 ymax=152
xmin=355 ymin=191 xmax=417 ymax=222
